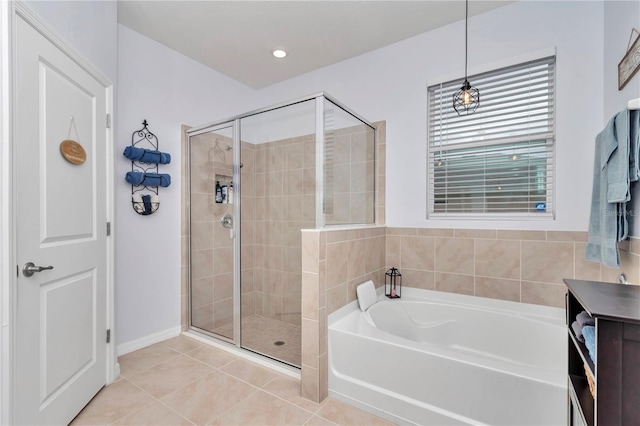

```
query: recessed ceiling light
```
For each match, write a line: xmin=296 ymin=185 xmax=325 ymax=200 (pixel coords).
xmin=272 ymin=49 xmax=287 ymax=59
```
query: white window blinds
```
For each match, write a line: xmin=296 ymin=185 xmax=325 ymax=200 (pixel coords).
xmin=428 ymin=55 xmax=555 ymax=217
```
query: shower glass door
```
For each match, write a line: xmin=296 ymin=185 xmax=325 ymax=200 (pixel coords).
xmin=239 ymin=99 xmax=316 ymax=367
xmin=189 ymin=123 xmax=237 ymax=342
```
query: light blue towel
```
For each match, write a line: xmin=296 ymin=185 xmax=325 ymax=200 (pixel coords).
xmin=585 ymin=109 xmax=640 ymax=267
xmin=582 ymin=325 xmax=596 ymax=363
xmin=606 ymin=111 xmax=630 ymax=203
xmin=125 ymin=171 xmax=171 ymax=187
xmin=585 ymin=114 xmax=622 ymax=267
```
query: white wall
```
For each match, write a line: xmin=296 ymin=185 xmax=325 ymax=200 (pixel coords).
xmin=253 ymin=0 xmax=605 ymax=232
xmin=604 ymin=1 xmax=640 ymax=236
xmin=115 ymin=25 xmax=255 ymax=348
xmin=22 ymin=1 xmax=117 ymax=83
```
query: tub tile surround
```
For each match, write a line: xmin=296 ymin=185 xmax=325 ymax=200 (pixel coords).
xmin=385 ymin=228 xmax=640 ymax=308
xmin=301 ymin=227 xmax=386 ymax=403
xmin=301 ymin=227 xmax=640 ymax=403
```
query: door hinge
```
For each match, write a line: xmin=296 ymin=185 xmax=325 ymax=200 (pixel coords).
xmin=106 ymin=114 xmax=111 ymax=129
xmin=106 ymin=329 xmax=111 ymax=344
xmin=106 ymin=222 xmax=111 ymax=236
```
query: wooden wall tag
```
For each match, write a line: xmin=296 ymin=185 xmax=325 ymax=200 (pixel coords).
xmin=60 ymin=139 xmax=86 ymax=165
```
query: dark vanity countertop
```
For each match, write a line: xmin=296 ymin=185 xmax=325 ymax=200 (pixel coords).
xmin=564 ymin=278 xmax=640 ymax=324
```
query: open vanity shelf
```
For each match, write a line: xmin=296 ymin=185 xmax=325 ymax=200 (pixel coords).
xmin=563 ymin=279 xmax=640 ymax=426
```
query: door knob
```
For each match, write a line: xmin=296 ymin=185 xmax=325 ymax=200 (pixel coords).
xmin=22 ymin=262 xmax=54 ymax=278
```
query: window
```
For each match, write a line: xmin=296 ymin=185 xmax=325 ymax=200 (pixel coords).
xmin=428 ymin=56 xmax=555 ymax=218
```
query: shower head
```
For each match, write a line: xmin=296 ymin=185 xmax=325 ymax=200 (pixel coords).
xmin=225 ymin=145 xmax=232 ymax=151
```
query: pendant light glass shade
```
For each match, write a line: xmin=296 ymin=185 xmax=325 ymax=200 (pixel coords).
xmin=453 ymin=0 xmax=479 ymax=116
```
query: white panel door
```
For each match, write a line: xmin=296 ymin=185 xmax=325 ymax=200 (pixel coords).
xmin=14 ymin=13 xmax=109 ymax=425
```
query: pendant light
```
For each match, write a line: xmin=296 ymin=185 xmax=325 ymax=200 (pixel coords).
xmin=453 ymin=0 xmax=480 ymax=115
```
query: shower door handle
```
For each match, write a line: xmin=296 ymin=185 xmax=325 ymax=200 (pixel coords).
xmin=220 ymin=214 xmax=233 ymax=229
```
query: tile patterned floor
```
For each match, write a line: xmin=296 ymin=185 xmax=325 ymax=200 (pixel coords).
xmin=71 ymin=335 xmax=393 ymax=426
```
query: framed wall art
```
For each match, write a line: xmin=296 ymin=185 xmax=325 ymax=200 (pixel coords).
xmin=619 ymin=28 xmax=640 ymax=90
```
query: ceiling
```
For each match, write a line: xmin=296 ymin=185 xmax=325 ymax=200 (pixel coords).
xmin=118 ymin=1 xmax=515 ymax=89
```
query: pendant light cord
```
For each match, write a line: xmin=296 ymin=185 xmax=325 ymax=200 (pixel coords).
xmin=464 ymin=0 xmax=468 ymax=80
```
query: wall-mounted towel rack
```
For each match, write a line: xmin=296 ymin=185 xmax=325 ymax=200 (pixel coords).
xmin=629 ymin=98 xmax=640 ymax=110
xmin=125 ymin=120 xmax=172 ymax=215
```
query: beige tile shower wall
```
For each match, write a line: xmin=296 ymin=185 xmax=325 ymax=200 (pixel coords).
xmin=253 ymin=135 xmax=315 ymax=325
xmin=189 ymin=132 xmax=235 ymax=331
xmin=300 ymin=227 xmax=386 ymax=403
xmin=385 ymin=228 xmax=640 ymax=309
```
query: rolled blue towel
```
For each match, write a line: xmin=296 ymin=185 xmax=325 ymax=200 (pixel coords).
xmin=577 ymin=311 xmax=595 ymax=327
xmin=582 ymin=325 xmax=596 ymax=363
xmin=125 ymin=171 xmax=171 ymax=187
xmin=571 ymin=320 xmax=584 ymax=342
xmin=123 ymin=146 xmax=171 ymax=164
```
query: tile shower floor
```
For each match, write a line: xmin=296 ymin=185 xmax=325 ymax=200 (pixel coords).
xmin=212 ymin=315 xmax=302 ymax=367
xmin=71 ymin=335 xmax=392 ymax=426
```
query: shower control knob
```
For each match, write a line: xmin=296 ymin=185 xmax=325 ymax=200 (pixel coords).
xmin=221 ymin=214 xmax=233 ymax=229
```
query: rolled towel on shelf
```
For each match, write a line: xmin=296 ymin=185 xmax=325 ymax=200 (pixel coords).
xmin=123 ymin=146 xmax=171 ymax=164
xmin=571 ymin=320 xmax=584 ymax=342
xmin=125 ymin=171 xmax=171 ymax=187
xmin=582 ymin=325 xmax=596 ymax=363
xmin=576 ymin=310 xmax=595 ymax=327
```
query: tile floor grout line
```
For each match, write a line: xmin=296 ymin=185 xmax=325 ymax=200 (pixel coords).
xmin=105 ymin=396 xmax=196 ymax=426
xmin=148 ymin=389 xmax=199 ymax=426
xmin=216 ymin=361 xmax=281 ymax=390
xmin=121 ymin=370 xmax=204 ymax=419
xmin=259 ymin=378 xmax=323 ymax=416
xmin=178 ymin=345 xmax=239 ymax=371
xmin=75 ymin=377 xmax=154 ymax=426
xmin=127 ymin=361 xmax=219 ymax=403
xmin=205 ymin=387 xmax=263 ymax=425
xmin=118 ymin=347 xmax=183 ymax=378
xmin=151 ymin=367 xmax=263 ymax=426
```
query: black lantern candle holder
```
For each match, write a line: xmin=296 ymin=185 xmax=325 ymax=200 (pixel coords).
xmin=385 ymin=267 xmax=402 ymax=299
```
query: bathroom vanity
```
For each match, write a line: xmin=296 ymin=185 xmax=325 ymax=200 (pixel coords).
xmin=564 ymin=279 xmax=640 ymax=426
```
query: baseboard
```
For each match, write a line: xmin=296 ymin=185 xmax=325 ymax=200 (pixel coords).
xmin=116 ymin=326 xmax=182 ymax=357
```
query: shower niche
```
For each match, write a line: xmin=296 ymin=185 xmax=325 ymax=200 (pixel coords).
xmin=187 ymin=94 xmax=375 ymax=367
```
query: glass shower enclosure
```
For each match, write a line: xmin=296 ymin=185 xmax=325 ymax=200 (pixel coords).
xmin=187 ymin=93 xmax=375 ymax=367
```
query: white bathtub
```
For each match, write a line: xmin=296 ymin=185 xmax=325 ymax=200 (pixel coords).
xmin=328 ymin=287 xmax=567 ymax=425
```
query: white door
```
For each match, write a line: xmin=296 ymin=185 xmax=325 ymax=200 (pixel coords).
xmin=13 ymin=12 xmax=110 ymax=425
